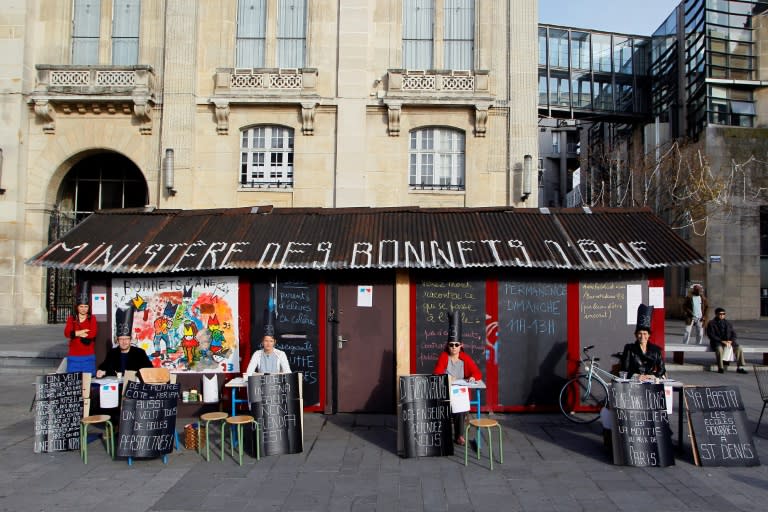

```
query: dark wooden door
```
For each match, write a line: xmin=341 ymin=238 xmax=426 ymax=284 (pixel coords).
xmin=334 ymin=282 xmax=394 ymax=413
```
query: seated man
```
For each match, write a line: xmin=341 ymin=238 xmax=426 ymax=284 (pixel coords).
xmin=705 ymin=308 xmax=747 ymax=374
xmin=96 ymin=333 xmax=153 ymax=377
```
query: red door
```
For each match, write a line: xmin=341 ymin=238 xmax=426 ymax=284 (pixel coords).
xmin=333 ymin=281 xmax=395 ymax=413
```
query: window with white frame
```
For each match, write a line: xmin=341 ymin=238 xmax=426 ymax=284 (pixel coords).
xmin=409 ymin=127 xmax=465 ymax=189
xmin=72 ymin=0 xmax=141 ymax=65
xmin=112 ymin=0 xmax=141 ymax=65
xmin=403 ymin=0 xmax=475 ymax=70
xmin=240 ymin=126 xmax=294 ymax=188
xmin=236 ymin=0 xmax=307 ymax=68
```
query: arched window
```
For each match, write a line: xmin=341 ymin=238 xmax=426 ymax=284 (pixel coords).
xmin=240 ymin=125 xmax=294 ymax=188
xmin=409 ymin=127 xmax=465 ymax=190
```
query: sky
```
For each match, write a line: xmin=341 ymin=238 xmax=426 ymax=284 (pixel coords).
xmin=539 ymin=0 xmax=679 ymax=35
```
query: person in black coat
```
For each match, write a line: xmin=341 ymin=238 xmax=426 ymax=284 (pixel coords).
xmin=96 ymin=334 xmax=153 ymax=377
xmin=620 ymin=304 xmax=666 ymax=381
xmin=706 ymin=307 xmax=747 ymax=374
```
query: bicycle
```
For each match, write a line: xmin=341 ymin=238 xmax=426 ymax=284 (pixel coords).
xmin=558 ymin=345 xmax=619 ymax=424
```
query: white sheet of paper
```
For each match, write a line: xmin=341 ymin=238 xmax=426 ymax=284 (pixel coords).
xmin=626 ymin=284 xmax=643 ymax=325
xmin=649 ymin=287 xmax=665 ymax=308
xmin=91 ymin=293 xmax=107 ymax=315
xmin=357 ymin=285 xmax=373 ymax=307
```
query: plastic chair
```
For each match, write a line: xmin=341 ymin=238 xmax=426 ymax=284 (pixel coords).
xmin=80 ymin=415 xmax=114 ymax=464
xmin=199 ymin=412 xmax=228 ymax=461
xmin=226 ymin=415 xmax=260 ymax=465
xmin=754 ymin=365 xmax=768 ymax=433
xmin=464 ymin=418 xmax=503 ymax=470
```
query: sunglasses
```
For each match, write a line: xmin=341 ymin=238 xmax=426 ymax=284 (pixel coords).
xmin=448 ymin=342 xmax=461 ymax=347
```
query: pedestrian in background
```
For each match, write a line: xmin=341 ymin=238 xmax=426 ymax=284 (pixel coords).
xmin=706 ymin=307 xmax=748 ymax=374
xmin=682 ymin=284 xmax=708 ymax=344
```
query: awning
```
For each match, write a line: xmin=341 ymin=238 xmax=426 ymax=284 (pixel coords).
xmin=27 ymin=205 xmax=704 ymax=273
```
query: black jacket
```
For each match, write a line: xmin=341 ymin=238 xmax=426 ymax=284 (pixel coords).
xmin=98 ymin=346 xmax=153 ymax=376
xmin=706 ymin=318 xmax=738 ymax=351
xmin=620 ymin=341 xmax=666 ymax=378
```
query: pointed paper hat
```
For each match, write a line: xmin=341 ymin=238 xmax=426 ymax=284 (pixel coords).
xmin=635 ymin=304 xmax=654 ymax=333
xmin=115 ymin=305 xmax=134 ymax=337
xmin=75 ymin=281 xmax=91 ymax=306
xmin=447 ymin=310 xmax=461 ymax=342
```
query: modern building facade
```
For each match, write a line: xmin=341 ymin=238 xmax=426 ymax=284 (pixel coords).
xmin=0 ymin=0 xmax=538 ymax=325
xmin=538 ymin=0 xmax=768 ymax=320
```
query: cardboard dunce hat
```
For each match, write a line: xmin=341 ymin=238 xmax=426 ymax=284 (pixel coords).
xmin=75 ymin=281 xmax=91 ymax=306
xmin=447 ymin=310 xmax=461 ymax=343
xmin=263 ymin=307 xmax=277 ymax=338
xmin=115 ymin=305 xmax=135 ymax=338
xmin=635 ymin=304 xmax=654 ymax=334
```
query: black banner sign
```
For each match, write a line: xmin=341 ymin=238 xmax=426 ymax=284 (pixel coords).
xmin=398 ymin=374 xmax=453 ymax=458
xmin=497 ymin=279 xmax=568 ymax=406
xmin=610 ymin=382 xmax=674 ymax=467
xmin=34 ymin=373 xmax=84 ymax=453
xmin=116 ymin=381 xmax=180 ymax=459
xmin=248 ymin=372 xmax=303 ymax=456
xmin=684 ymin=385 xmax=760 ymax=467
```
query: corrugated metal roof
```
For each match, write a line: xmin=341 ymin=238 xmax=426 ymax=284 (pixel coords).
xmin=27 ymin=206 xmax=704 ymax=273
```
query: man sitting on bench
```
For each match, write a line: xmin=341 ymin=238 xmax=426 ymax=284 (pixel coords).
xmin=706 ymin=308 xmax=747 ymax=374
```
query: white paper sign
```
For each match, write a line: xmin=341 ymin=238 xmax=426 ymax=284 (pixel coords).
xmin=357 ymin=285 xmax=373 ymax=307
xmin=626 ymin=284 xmax=642 ymax=325
xmin=92 ymin=293 xmax=107 ymax=315
xmin=450 ymin=385 xmax=470 ymax=413
xmin=649 ymin=287 xmax=665 ymax=308
xmin=100 ymin=383 xmax=119 ymax=409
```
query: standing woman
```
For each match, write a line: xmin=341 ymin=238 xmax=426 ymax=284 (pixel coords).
xmin=64 ymin=282 xmax=98 ymax=375
xmin=433 ymin=311 xmax=482 ymax=446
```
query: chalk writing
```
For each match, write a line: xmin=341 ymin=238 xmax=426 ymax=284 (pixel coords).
xmin=116 ymin=381 xmax=180 ymax=459
xmin=398 ymin=375 xmax=453 ymax=458
xmin=33 ymin=373 xmax=84 ymax=453
xmin=248 ymin=372 xmax=304 ymax=456
xmin=414 ymin=279 xmax=485 ymax=374
xmin=497 ymin=280 xmax=567 ymax=406
xmin=611 ymin=382 xmax=674 ymax=467
xmin=684 ymin=385 xmax=760 ymax=467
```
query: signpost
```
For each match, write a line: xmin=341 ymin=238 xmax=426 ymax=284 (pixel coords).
xmin=34 ymin=373 xmax=84 ymax=453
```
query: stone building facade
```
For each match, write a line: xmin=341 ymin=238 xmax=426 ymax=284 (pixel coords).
xmin=0 ymin=0 xmax=538 ymax=325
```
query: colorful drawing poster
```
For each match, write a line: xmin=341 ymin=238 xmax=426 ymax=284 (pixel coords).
xmin=111 ymin=276 xmax=239 ymax=372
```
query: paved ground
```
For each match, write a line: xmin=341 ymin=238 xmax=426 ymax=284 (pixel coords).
xmin=1 ymin=321 xmax=768 ymax=511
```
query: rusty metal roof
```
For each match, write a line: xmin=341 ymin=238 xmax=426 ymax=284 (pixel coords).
xmin=27 ymin=206 xmax=704 ymax=273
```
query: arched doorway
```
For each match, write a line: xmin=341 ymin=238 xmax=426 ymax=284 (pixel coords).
xmin=47 ymin=152 xmax=148 ymax=322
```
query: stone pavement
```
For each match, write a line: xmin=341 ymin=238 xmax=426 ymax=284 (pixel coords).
xmin=1 ymin=323 xmax=768 ymax=511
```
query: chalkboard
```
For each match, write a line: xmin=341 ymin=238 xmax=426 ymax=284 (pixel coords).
xmin=497 ymin=279 xmax=568 ymax=406
xmin=579 ymin=277 xmax=647 ymax=371
xmin=247 ymin=372 xmax=303 ymax=456
xmin=398 ymin=374 xmax=453 ymax=458
xmin=610 ymin=381 xmax=674 ymax=467
xmin=116 ymin=381 xmax=180 ymax=459
xmin=414 ymin=278 xmax=485 ymax=375
xmin=684 ymin=385 xmax=760 ymax=467
xmin=34 ymin=373 xmax=84 ymax=453
xmin=253 ymin=281 xmax=319 ymax=407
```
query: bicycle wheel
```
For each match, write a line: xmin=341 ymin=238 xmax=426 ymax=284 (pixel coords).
xmin=559 ymin=374 xmax=609 ymax=424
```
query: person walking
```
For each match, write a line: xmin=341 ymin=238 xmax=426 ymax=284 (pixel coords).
xmin=682 ymin=284 xmax=708 ymax=344
xmin=706 ymin=307 xmax=748 ymax=374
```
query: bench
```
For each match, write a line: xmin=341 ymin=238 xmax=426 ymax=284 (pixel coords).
xmin=666 ymin=343 xmax=768 ymax=365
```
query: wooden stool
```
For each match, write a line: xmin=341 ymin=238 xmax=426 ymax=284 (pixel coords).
xmin=226 ymin=415 xmax=260 ymax=465
xmin=199 ymin=411 xmax=228 ymax=461
xmin=80 ymin=415 xmax=114 ymax=464
xmin=464 ymin=418 xmax=503 ymax=470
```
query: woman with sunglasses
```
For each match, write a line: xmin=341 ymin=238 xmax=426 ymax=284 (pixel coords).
xmin=433 ymin=312 xmax=482 ymax=446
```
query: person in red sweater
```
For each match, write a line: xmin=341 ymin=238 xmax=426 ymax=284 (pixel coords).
xmin=433 ymin=312 xmax=482 ymax=446
xmin=64 ymin=283 xmax=98 ymax=375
